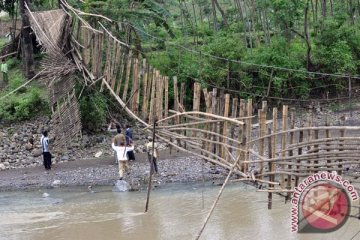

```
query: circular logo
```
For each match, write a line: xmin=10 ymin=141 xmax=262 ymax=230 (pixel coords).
xmin=301 ymin=182 xmax=350 ymax=232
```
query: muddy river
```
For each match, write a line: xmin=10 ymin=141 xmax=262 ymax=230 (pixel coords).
xmin=0 ymin=183 xmax=358 ymax=240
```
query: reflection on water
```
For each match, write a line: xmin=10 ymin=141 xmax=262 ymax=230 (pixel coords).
xmin=0 ymin=183 xmax=358 ymax=240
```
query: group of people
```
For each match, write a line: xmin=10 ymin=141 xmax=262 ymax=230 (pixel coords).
xmin=35 ymin=119 xmax=160 ymax=180
xmin=109 ymin=119 xmax=159 ymax=180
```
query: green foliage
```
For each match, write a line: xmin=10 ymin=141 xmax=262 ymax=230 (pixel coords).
xmin=0 ymin=63 xmax=48 ymax=121
xmin=78 ymin=86 xmax=108 ymax=132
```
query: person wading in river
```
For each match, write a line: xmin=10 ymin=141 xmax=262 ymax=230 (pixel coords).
xmin=146 ymin=136 xmax=159 ymax=175
xmin=112 ymin=127 xmax=124 ymax=164
xmin=40 ymin=131 xmax=52 ymax=170
xmin=112 ymin=139 xmax=134 ymax=180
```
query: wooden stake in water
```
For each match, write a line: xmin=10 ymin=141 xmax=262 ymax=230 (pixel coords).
xmin=145 ymin=120 xmax=157 ymax=213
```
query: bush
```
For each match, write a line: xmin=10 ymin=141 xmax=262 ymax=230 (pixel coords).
xmin=0 ymin=87 xmax=47 ymax=121
xmin=78 ymin=87 xmax=108 ymax=132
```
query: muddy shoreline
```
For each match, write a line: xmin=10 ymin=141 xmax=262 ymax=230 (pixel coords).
xmin=0 ymin=149 xmax=229 ymax=191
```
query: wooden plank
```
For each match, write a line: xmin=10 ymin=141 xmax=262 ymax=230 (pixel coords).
xmin=269 ymin=107 xmax=278 ymax=209
xmin=192 ymin=82 xmax=201 ymax=138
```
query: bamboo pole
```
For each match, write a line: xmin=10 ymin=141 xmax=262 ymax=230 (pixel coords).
xmin=230 ymin=98 xmax=238 ymax=156
xmin=122 ymin=52 xmax=133 ymax=101
xmin=325 ymin=116 xmax=331 ymax=171
xmin=238 ymin=99 xmax=246 ymax=172
xmin=244 ymin=99 xmax=252 ymax=172
xmin=195 ymin=151 xmax=241 ymax=240
xmin=313 ymin=129 xmax=319 ymax=173
xmin=222 ymin=94 xmax=230 ymax=160
xmin=203 ymin=88 xmax=212 ymax=156
xmin=287 ymin=111 xmax=295 ymax=199
xmin=131 ymin=58 xmax=139 ymax=113
xmin=164 ymin=76 xmax=169 ymax=119
xmin=338 ymin=129 xmax=345 ymax=175
xmin=211 ymin=88 xmax=218 ymax=156
xmin=193 ymin=82 xmax=201 ymax=138
xmin=267 ymin=127 xmax=273 ymax=209
xmin=115 ymin=52 xmax=125 ymax=96
xmin=142 ymin=59 xmax=148 ymax=118
xmin=280 ymin=105 xmax=288 ymax=189
xmin=149 ymin=70 xmax=157 ymax=124
xmin=258 ymin=109 xmax=266 ymax=179
xmin=295 ymin=129 xmax=303 ymax=187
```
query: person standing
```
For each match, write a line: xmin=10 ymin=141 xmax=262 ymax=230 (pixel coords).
xmin=112 ymin=128 xmax=125 ymax=164
xmin=146 ymin=136 xmax=159 ymax=175
xmin=40 ymin=131 xmax=51 ymax=170
xmin=125 ymin=124 xmax=133 ymax=146
xmin=112 ymin=141 xmax=134 ymax=180
xmin=1 ymin=59 xmax=8 ymax=83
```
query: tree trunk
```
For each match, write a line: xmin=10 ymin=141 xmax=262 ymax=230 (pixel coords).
xmin=19 ymin=0 xmax=35 ymax=79
xmin=304 ymin=0 xmax=312 ymax=70
xmin=213 ymin=0 xmax=228 ymax=27
xmin=211 ymin=0 xmax=218 ymax=32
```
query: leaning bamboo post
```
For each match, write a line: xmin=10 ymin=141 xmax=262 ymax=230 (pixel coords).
xmin=269 ymin=107 xmax=277 ymax=209
xmin=244 ymin=99 xmax=252 ymax=172
xmin=203 ymin=88 xmax=212 ymax=157
xmin=142 ymin=60 xmax=148 ymax=118
xmin=195 ymin=152 xmax=241 ymax=240
xmin=158 ymin=75 xmax=165 ymax=121
xmin=295 ymin=128 xmax=304 ymax=187
xmin=325 ymin=116 xmax=331 ymax=171
xmin=131 ymin=58 xmax=139 ymax=113
xmin=287 ymin=111 xmax=295 ymax=199
xmin=238 ymin=99 xmax=246 ymax=172
xmin=192 ymin=82 xmax=201 ymax=138
xmin=91 ymin=32 xmax=97 ymax=76
xmin=122 ymin=52 xmax=133 ymax=101
xmin=221 ymin=94 xmax=230 ymax=160
xmin=338 ymin=129 xmax=345 ymax=175
xmin=180 ymin=82 xmax=186 ymax=149
xmin=143 ymin=67 xmax=153 ymax=120
xmin=258 ymin=108 xmax=266 ymax=179
xmin=96 ymin=32 xmax=104 ymax=78
xmin=164 ymin=76 xmax=169 ymax=119
xmin=230 ymin=98 xmax=238 ymax=155
xmin=313 ymin=129 xmax=319 ymax=173
xmin=111 ymin=43 xmax=122 ymax=90
xmin=280 ymin=105 xmax=288 ymax=189
xmin=267 ymin=127 xmax=272 ymax=209
xmin=211 ymin=88 xmax=218 ymax=156
xmin=148 ymin=69 xmax=157 ymax=124
xmin=115 ymin=52 xmax=125 ymax=96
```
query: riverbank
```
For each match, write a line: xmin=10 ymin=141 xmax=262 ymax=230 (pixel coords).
xmin=0 ymin=149 xmax=229 ymax=191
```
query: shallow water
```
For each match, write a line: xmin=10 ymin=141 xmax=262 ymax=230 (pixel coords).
xmin=0 ymin=183 xmax=358 ymax=240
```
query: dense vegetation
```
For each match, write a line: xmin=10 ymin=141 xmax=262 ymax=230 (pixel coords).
xmin=80 ymin=0 xmax=360 ymax=102
xmin=1 ymin=0 xmax=360 ymax=127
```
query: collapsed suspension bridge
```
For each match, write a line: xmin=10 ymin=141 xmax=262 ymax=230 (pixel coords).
xmin=8 ymin=2 xmax=359 ymax=235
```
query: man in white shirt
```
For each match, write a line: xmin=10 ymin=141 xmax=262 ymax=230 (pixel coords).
xmin=40 ymin=131 xmax=51 ymax=170
xmin=112 ymin=141 xmax=134 ymax=180
xmin=145 ymin=136 xmax=159 ymax=174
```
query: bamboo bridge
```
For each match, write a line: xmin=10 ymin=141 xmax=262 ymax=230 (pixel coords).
xmin=21 ymin=1 xmax=359 ymax=210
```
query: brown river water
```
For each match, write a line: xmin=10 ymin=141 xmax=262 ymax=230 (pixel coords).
xmin=0 ymin=183 xmax=358 ymax=240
